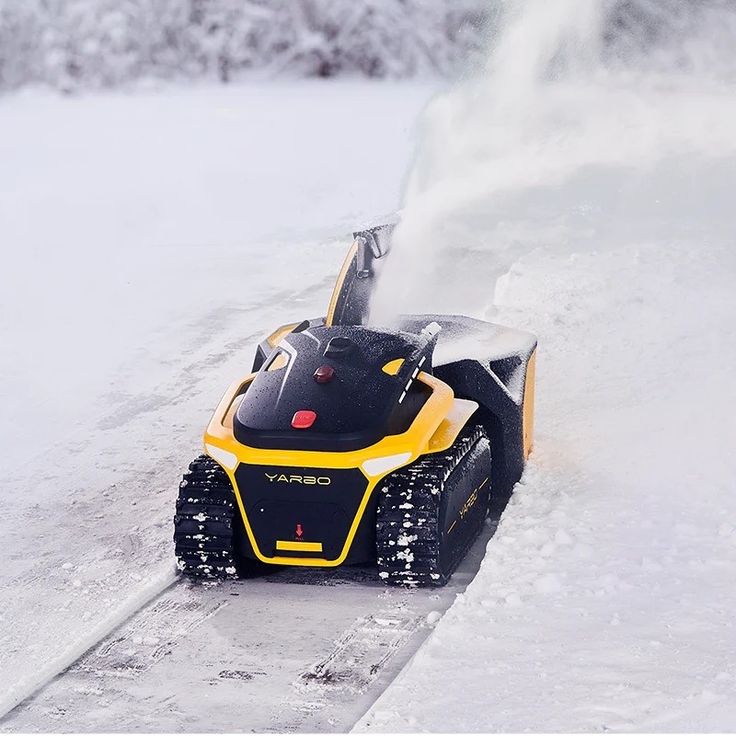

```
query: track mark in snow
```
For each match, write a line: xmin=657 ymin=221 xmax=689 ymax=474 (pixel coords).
xmin=273 ymin=606 xmax=423 ymax=731
xmin=4 ymin=527 xmax=496 ymax=732
xmin=0 ymin=567 xmax=178 ymax=721
xmin=69 ymin=588 xmax=227 ymax=681
xmin=215 ymin=669 xmax=267 ymax=682
xmin=300 ymin=613 xmax=421 ymax=692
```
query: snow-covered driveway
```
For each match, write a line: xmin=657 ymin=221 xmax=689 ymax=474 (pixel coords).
xmin=0 ymin=81 xmax=438 ymax=728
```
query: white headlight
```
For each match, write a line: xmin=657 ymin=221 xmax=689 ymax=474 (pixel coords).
xmin=361 ymin=452 xmax=412 ymax=477
xmin=205 ymin=443 xmax=238 ymax=471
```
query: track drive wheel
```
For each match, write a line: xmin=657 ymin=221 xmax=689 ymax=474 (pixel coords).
xmin=376 ymin=424 xmax=492 ymax=587
xmin=174 ymin=455 xmax=260 ymax=580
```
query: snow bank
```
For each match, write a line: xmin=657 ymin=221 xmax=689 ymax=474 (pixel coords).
xmin=357 ymin=0 xmax=736 ymax=730
xmin=359 ymin=237 xmax=736 ymax=731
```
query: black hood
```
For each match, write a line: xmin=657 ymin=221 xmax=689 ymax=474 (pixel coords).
xmin=233 ymin=324 xmax=437 ymax=452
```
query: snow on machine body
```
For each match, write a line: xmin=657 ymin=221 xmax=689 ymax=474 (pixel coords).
xmin=174 ymin=225 xmax=537 ymax=586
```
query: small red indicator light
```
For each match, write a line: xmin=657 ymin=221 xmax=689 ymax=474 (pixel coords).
xmin=296 ymin=523 xmax=303 ymax=538
xmin=313 ymin=364 xmax=336 ymax=384
xmin=291 ymin=410 xmax=317 ymax=429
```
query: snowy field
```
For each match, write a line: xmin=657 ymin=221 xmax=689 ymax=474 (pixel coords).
xmin=0 ymin=80 xmax=439 ymax=726
xmin=3 ymin=0 xmax=736 ymax=732
xmin=0 ymin=81 xmax=437 ymax=472
xmin=359 ymin=221 xmax=736 ymax=732
xmin=357 ymin=2 xmax=736 ymax=731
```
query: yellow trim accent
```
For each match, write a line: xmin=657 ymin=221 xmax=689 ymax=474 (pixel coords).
xmin=266 ymin=322 xmax=299 ymax=348
xmin=522 ymin=349 xmax=536 ymax=459
xmin=266 ymin=351 xmax=289 ymax=371
xmin=276 ymin=540 xmax=323 ymax=553
xmin=222 ymin=393 xmax=245 ymax=430
xmin=213 ymin=376 xmax=256 ymax=432
xmin=427 ymin=398 xmax=478 ymax=453
xmin=447 ymin=519 xmax=457 ymax=534
xmin=325 ymin=241 xmax=358 ymax=327
xmin=204 ymin=371 xmax=454 ymax=567
xmin=382 ymin=358 xmax=404 ymax=375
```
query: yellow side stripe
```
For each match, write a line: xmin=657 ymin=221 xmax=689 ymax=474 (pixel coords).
xmin=275 ymin=540 xmax=323 ymax=553
xmin=447 ymin=477 xmax=490 ymax=534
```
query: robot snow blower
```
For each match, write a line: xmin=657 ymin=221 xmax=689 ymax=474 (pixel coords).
xmin=174 ymin=225 xmax=537 ymax=587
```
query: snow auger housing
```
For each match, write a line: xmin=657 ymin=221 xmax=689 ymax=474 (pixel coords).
xmin=175 ymin=225 xmax=537 ymax=586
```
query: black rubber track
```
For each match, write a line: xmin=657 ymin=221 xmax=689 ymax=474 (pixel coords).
xmin=174 ymin=455 xmax=246 ymax=580
xmin=375 ymin=424 xmax=492 ymax=587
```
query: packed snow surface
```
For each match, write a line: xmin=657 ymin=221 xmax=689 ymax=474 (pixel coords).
xmin=357 ymin=0 xmax=736 ymax=731
xmin=359 ymin=241 xmax=736 ymax=732
xmin=0 ymin=80 xmax=436 ymax=722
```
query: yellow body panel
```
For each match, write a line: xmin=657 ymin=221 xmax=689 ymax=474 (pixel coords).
xmin=276 ymin=540 xmax=323 ymax=553
xmin=381 ymin=358 xmax=404 ymax=375
xmin=265 ymin=322 xmax=299 ymax=348
xmin=266 ymin=351 xmax=289 ymax=371
xmin=204 ymin=371 xmax=454 ymax=567
xmin=325 ymin=241 xmax=359 ymax=327
xmin=427 ymin=398 xmax=478 ymax=453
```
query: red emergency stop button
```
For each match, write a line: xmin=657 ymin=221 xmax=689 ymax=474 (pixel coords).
xmin=291 ymin=410 xmax=317 ymax=429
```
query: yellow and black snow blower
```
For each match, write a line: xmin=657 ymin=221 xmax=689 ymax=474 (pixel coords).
xmin=174 ymin=225 xmax=536 ymax=586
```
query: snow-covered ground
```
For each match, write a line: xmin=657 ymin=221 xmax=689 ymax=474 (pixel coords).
xmin=0 ymin=80 xmax=436 ymax=473
xmin=358 ymin=229 xmax=736 ymax=733
xmin=0 ymin=80 xmax=438 ymax=724
xmin=0 ymin=525 xmax=496 ymax=732
xmin=357 ymin=2 xmax=736 ymax=731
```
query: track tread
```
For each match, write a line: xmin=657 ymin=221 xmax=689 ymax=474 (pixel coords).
xmin=173 ymin=455 xmax=241 ymax=580
xmin=376 ymin=424 xmax=491 ymax=587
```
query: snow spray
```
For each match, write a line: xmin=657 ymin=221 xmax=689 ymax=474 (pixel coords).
xmin=369 ymin=0 xmax=736 ymax=325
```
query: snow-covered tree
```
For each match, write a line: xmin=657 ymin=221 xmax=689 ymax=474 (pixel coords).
xmin=0 ymin=0 xmax=492 ymax=92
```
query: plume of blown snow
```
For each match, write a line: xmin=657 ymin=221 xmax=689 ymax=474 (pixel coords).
xmin=369 ymin=0 xmax=736 ymax=325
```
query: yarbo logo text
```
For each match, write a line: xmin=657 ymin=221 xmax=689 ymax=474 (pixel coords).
xmin=265 ymin=473 xmax=331 ymax=486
